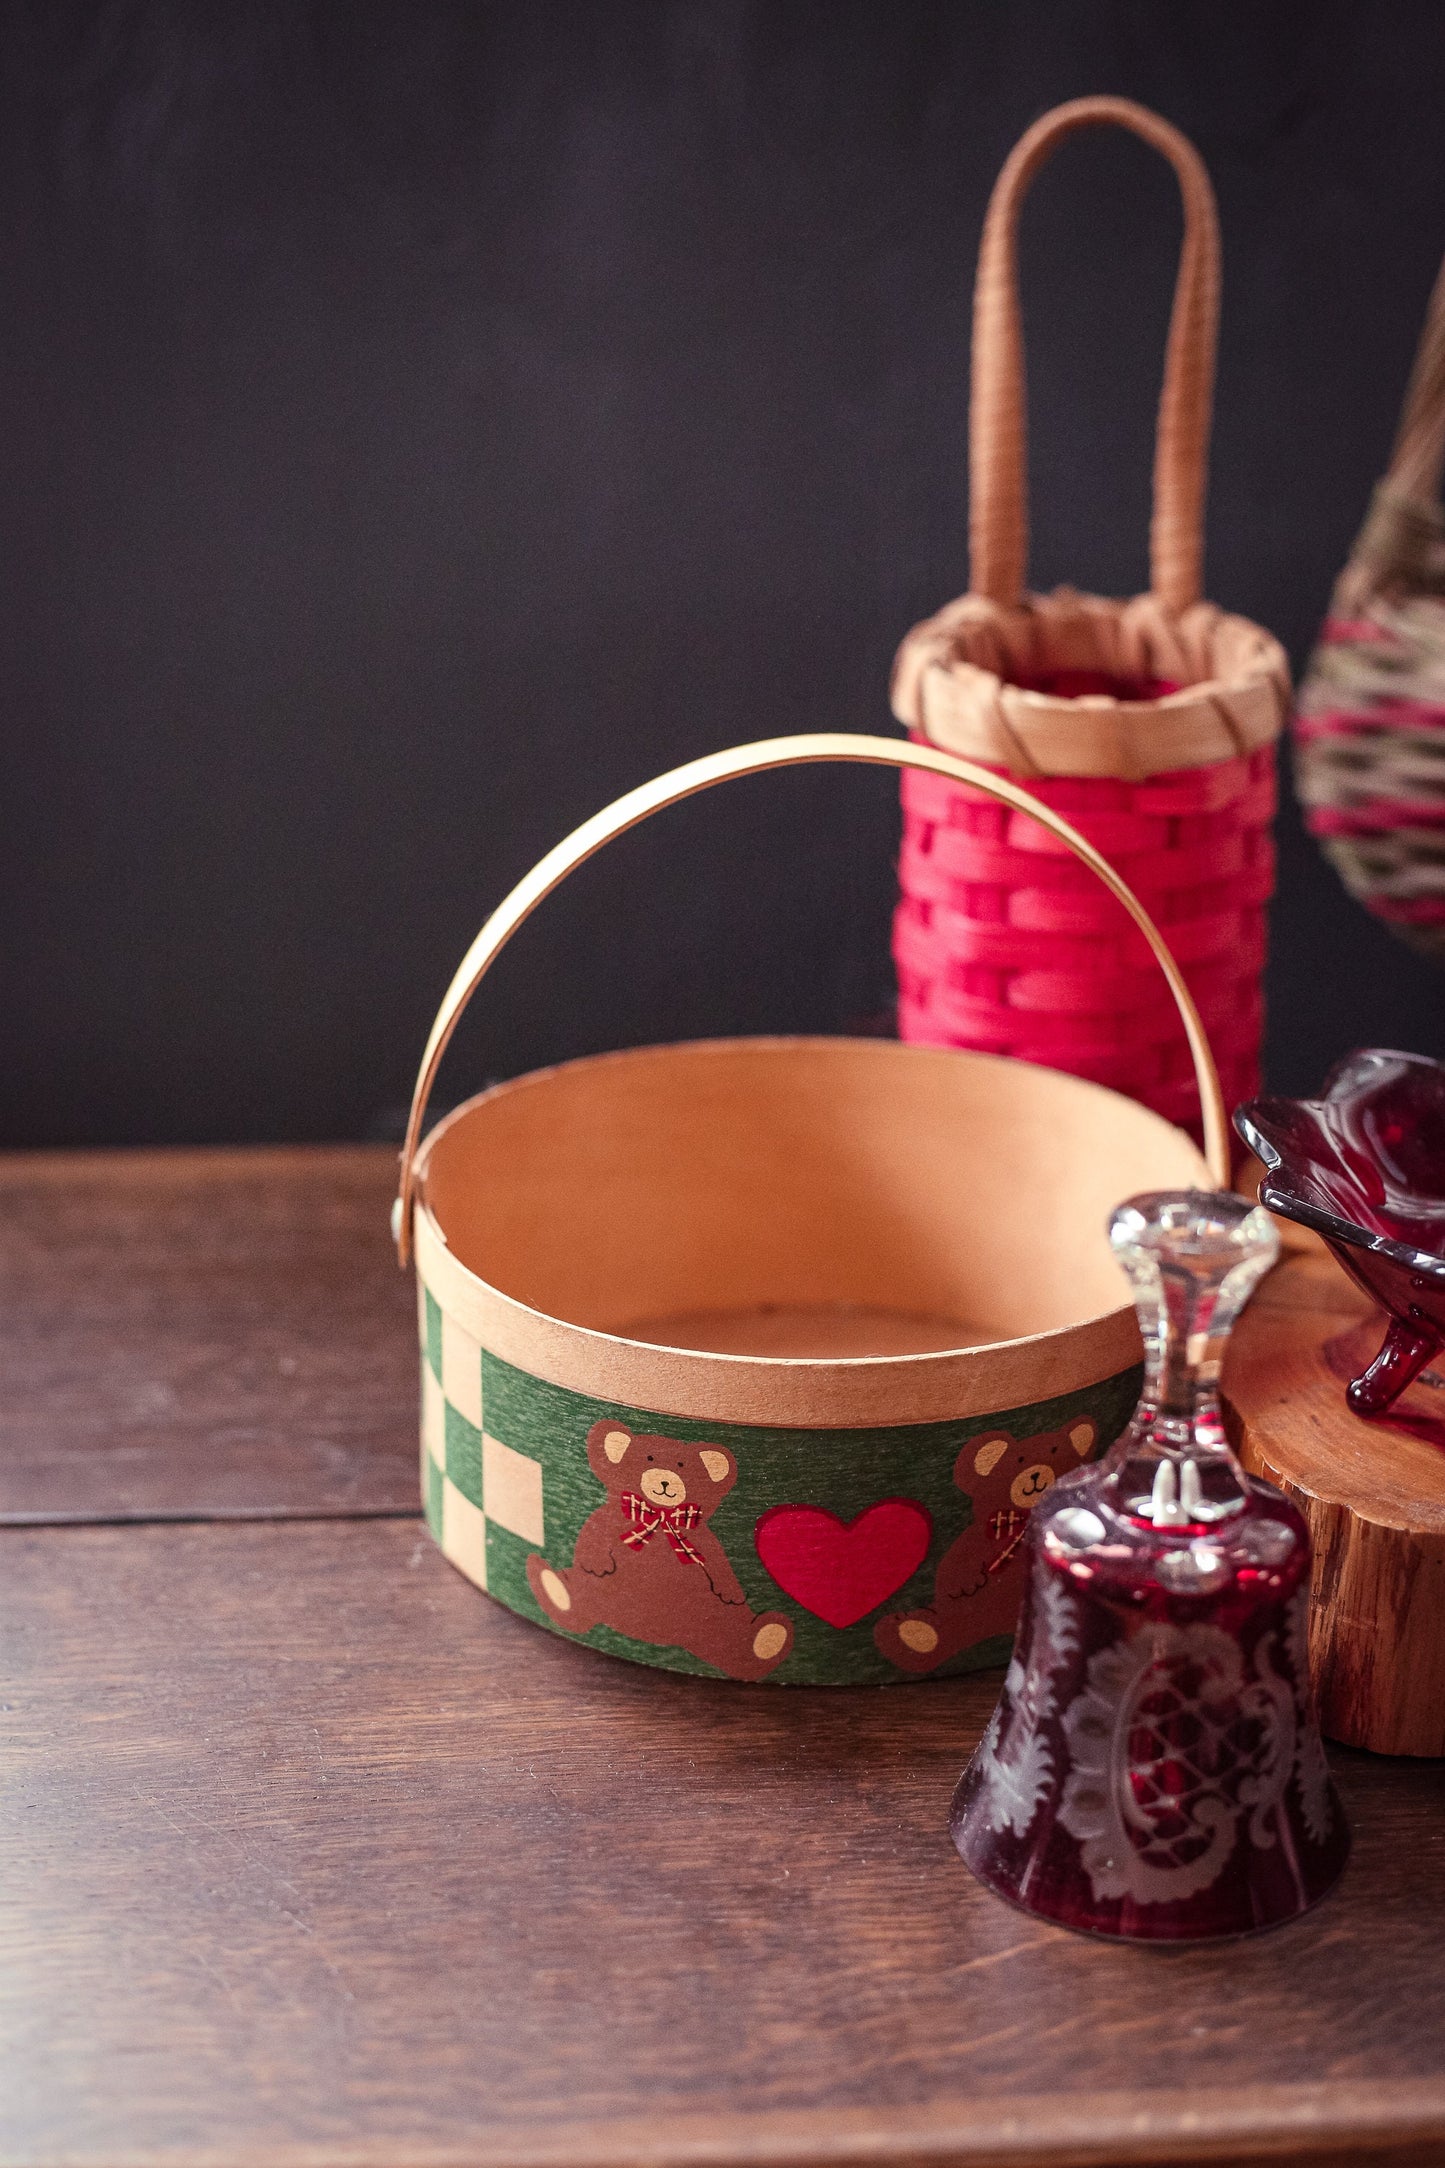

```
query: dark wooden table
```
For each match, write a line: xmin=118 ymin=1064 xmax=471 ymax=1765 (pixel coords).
xmin=5 ymin=1147 xmax=1445 ymax=2168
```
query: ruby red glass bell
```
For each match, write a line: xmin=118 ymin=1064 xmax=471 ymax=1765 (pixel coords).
xmin=951 ymin=1190 xmax=1349 ymax=1942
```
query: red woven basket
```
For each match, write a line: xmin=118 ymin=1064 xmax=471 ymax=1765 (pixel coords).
xmin=892 ymin=98 xmax=1290 ymax=1134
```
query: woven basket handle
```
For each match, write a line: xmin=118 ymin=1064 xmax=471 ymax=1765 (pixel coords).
xmin=971 ymin=95 xmax=1221 ymax=614
xmin=1384 ymin=251 xmax=1445 ymax=507
xmin=393 ymin=732 xmax=1229 ymax=1262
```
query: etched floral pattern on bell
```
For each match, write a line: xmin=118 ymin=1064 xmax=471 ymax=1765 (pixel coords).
xmin=950 ymin=1190 xmax=1350 ymax=1941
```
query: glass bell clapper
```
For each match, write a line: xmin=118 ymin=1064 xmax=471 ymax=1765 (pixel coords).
xmin=951 ymin=1190 xmax=1349 ymax=1942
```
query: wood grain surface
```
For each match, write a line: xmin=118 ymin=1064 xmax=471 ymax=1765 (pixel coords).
xmin=5 ymin=1146 xmax=1445 ymax=2168
xmin=4 ymin=1515 xmax=1445 ymax=2168
xmin=1225 ymin=1243 xmax=1445 ymax=1757
xmin=0 ymin=1147 xmax=417 ymax=1524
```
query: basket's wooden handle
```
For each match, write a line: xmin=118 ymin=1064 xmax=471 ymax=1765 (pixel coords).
xmin=393 ymin=733 xmax=1229 ymax=1263
xmin=1385 ymin=250 xmax=1445 ymax=507
xmin=970 ymin=96 xmax=1221 ymax=614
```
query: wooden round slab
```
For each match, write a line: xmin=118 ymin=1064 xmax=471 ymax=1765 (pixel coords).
xmin=1224 ymin=1237 xmax=1445 ymax=1757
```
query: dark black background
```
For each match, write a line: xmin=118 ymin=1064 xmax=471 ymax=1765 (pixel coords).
xmin=4 ymin=0 xmax=1444 ymax=1147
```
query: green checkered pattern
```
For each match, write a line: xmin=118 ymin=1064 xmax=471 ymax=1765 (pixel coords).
xmin=417 ymin=1273 xmax=1142 ymax=1685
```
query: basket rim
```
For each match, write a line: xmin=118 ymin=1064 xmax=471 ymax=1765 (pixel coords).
xmin=411 ymin=1034 xmax=1207 ymax=1427
xmin=892 ymin=586 xmax=1290 ymax=782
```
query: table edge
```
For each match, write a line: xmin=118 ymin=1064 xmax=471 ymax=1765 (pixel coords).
xmin=11 ymin=2080 xmax=1443 ymax=2168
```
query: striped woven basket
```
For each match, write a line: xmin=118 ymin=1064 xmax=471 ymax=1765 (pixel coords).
xmin=1296 ymin=254 xmax=1445 ymax=955
xmin=893 ymin=98 xmax=1290 ymax=1135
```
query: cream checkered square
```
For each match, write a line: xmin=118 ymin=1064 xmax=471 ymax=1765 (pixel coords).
xmin=421 ymin=1362 xmax=446 ymax=1475
xmin=440 ymin=1313 xmax=483 ymax=1428
xmin=416 ymin=1273 xmax=430 ymax=1350
xmin=441 ymin=1479 xmax=488 ymax=1587
xmin=482 ymin=1432 xmax=545 ymax=1545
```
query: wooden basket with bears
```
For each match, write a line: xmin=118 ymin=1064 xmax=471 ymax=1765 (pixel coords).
xmin=892 ymin=97 xmax=1290 ymax=1137
xmin=392 ymin=732 xmax=1226 ymax=1685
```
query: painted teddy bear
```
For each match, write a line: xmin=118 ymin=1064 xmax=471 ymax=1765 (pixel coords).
xmin=526 ymin=1420 xmax=794 ymax=1681
xmin=874 ymin=1417 xmax=1097 ymax=1674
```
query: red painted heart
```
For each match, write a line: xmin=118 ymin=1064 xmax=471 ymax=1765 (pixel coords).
xmin=754 ymin=1498 xmax=933 ymax=1629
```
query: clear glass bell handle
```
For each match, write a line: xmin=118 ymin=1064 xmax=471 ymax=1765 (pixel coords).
xmin=1106 ymin=1189 xmax=1280 ymax=1525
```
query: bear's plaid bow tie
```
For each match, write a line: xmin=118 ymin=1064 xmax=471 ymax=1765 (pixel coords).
xmin=986 ymin=1505 xmax=1027 ymax=1575
xmin=620 ymin=1491 xmax=705 ymax=1565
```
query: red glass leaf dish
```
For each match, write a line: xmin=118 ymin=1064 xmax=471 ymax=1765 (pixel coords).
xmin=1236 ymin=1049 xmax=1445 ymax=1417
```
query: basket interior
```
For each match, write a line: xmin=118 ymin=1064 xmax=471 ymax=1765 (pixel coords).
xmin=419 ymin=1038 xmax=1208 ymax=1359
xmin=900 ymin=587 xmax=1284 ymax=724
xmin=1003 ymin=667 xmax=1179 ymax=700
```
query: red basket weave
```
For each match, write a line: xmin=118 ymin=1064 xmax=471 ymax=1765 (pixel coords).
xmin=896 ymin=740 xmax=1275 ymax=1132
xmin=892 ymin=99 xmax=1290 ymax=1135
